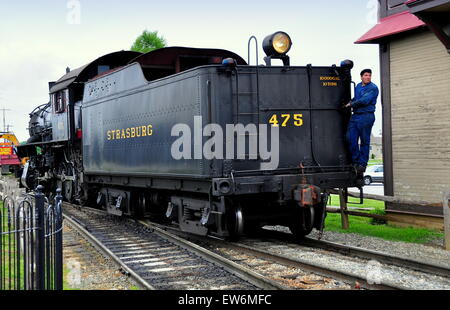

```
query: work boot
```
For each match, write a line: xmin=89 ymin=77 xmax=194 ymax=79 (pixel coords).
xmin=356 ymin=165 xmax=366 ymax=177
xmin=357 ymin=165 xmax=366 ymax=173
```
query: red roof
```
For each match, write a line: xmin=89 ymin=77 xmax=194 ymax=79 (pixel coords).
xmin=355 ymin=11 xmax=425 ymax=44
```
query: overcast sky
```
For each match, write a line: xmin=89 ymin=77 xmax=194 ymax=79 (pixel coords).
xmin=0 ymin=0 xmax=381 ymax=141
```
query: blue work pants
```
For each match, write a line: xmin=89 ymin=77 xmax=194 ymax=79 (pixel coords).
xmin=346 ymin=113 xmax=375 ymax=167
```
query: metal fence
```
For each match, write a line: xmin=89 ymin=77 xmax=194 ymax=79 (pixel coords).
xmin=0 ymin=184 xmax=63 ymax=290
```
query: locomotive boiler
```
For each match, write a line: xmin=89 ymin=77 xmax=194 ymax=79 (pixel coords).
xmin=17 ymin=32 xmax=362 ymax=239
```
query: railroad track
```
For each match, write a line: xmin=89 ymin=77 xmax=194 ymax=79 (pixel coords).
xmin=249 ymin=228 xmax=450 ymax=279
xmin=140 ymin=222 xmax=450 ymax=290
xmin=63 ymin=204 xmax=450 ymax=290
xmin=302 ymin=237 xmax=450 ymax=279
xmin=222 ymin=230 xmax=450 ymax=290
xmin=62 ymin=203 xmax=283 ymax=290
xmin=141 ymin=221 xmax=402 ymax=290
xmin=62 ymin=205 xmax=357 ymax=289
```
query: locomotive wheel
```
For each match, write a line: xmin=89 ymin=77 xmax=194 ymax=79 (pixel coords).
xmin=289 ymin=206 xmax=315 ymax=239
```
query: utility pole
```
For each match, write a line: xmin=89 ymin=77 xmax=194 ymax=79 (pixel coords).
xmin=0 ymin=107 xmax=11 ymax=133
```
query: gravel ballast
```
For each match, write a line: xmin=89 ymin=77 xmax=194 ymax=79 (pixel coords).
xmin=266 ymin=226 xmax=450 ymax=269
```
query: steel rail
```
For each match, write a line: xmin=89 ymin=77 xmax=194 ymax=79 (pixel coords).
xmin=144 ymin=222 xmax=406 ymax=290
xmin=63 ymin=203 xmax=285 ymax=290
xmin=302 ymin=237 xmax=450 ymax=279
xmin=224 ymin=241 xmax=406 ymax=290
xmin=63 ymin=204 xmax=448 ymax=290
xmin=257 ymin=228 xmax=450 ymax=279
xmin=137 ymin=220 xmax=287 ymax=290
xmin=62 ymin=213 xmax=155 ymax=290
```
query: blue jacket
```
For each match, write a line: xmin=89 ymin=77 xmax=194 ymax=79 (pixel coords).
xmin=351 ymin=82 xmax=379 ymax=113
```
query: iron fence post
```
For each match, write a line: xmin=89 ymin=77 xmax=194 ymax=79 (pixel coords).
xmin=35 ymin=185 xmax=45 ymax=290
xmin=55 ymin=188 xmax=63 ymax=289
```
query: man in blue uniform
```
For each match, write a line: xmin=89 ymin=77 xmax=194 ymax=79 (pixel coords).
xmin=344 ymin=69 xmax=379 ymax=174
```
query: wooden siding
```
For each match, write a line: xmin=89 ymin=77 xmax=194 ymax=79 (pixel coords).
xmin=390 ymin=30 xmax=450 ymax=208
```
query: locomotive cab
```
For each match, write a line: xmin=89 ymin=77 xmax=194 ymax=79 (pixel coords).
xmin=17 ymin=51 xmax=142 ymax=196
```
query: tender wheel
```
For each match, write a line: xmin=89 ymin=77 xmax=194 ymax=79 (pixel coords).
xmin=226 ymin=202 xmax=244 ymax=241
xmin=364 ymin=176 xmax=372 ymax=186
xmin=80 ymin=187 xmax=97 ymax=207
xmin=289 ymin=206 xmax=315 ymax=239
xmin=133 ymin=193 xmax=147 ymax=219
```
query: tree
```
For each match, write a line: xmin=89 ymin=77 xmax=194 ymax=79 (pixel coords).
xmin=131 ymin=30 xmax=167 ymax=53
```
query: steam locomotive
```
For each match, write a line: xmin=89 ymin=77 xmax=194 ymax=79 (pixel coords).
xmin=17 ymin=32 xmax=361 ymax=239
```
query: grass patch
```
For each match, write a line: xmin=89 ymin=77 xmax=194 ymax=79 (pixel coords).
xmin=325 ymin=195 xmax=444 ymax=243
xmin=1 ymin=201 xmax=22 ymax=290
xmin=368 ymin=159 xmax=383 ymax=166
xmin=324 ymin=213 xmax=442 ymax=243
xmin=63 ymin=265 xmax=80 ymax=290
xmin=329 ymin=194 xmax=385 ymax=212
xmin=326 ymin=195 xmax=442 ymax=243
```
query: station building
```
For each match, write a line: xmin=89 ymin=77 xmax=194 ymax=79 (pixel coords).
xmin=356 ymin=0 xmax=450 ymax=229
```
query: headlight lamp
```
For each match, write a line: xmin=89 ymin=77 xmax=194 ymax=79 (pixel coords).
xmin=263 ymin=31 xmax=292 ymax=57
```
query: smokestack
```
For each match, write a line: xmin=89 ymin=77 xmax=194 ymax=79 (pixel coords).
xmin=66 ymin=67 xmax=71 ymax=74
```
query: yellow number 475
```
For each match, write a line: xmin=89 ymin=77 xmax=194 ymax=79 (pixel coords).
xmin=269 ymin=114 xmax=303 ymax=127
